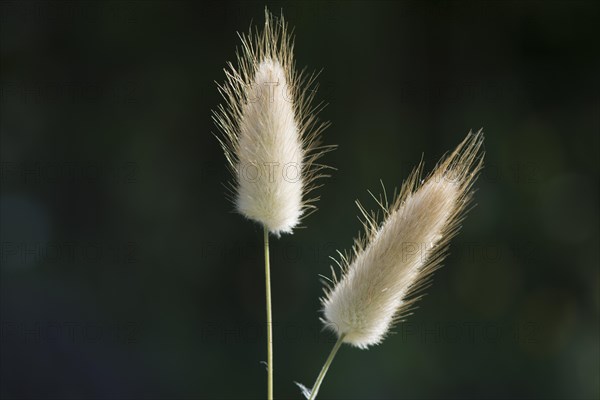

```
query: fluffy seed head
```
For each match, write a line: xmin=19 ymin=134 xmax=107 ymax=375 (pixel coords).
xmin=213 ymin=9 xmax=333 ymax=236
xmin=321 ymin=131 xmax=484 ymax=349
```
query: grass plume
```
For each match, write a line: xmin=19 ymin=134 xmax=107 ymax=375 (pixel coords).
xmin=321 ymin=130 xmax=485 ymax=349
xmin=213 ymin=9 xmax=333 ymax=236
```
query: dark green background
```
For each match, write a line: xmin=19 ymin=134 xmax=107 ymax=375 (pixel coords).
xmin=1 ymin=1 xmax=598 ymax=399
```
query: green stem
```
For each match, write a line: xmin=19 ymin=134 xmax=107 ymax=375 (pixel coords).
xmin=308 ymin=334 xmax=345 ymax=400
xmin=263 ymin=226 xmax=273 ymax=400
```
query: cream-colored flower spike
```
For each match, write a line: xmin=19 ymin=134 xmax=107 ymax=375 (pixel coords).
xmin=322 ymin=131 xmax=484 ymax=349
xmin=213 ymin=9 xmax=332 ymax=236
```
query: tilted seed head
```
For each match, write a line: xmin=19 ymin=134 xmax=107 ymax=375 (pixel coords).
xmin=213 ymin=9 xmax=333 ymax=236
xmin=321 ymin=131 xmax=484 ymax=349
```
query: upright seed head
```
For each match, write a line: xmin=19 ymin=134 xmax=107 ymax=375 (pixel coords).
xmin=321 ymin=131 xmax=484 ymax=349
xmin=213 ymin=9 xmax=333 ymax=236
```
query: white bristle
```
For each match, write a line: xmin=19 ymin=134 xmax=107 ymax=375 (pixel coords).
xmin=213 ymin=9 xmax=333 ymax=236
xmin=322 ymin=131 xmax=485 ymax=349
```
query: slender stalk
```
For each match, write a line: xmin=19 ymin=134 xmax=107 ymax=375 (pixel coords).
xmin=308 ymin=334 xmax=345 ymax=400
xmin=263 ymin=226 xmax=273 ymax=400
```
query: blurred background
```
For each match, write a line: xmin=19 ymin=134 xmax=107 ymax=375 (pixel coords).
xmin=1 ymin=1 xmax=598 ymax=399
